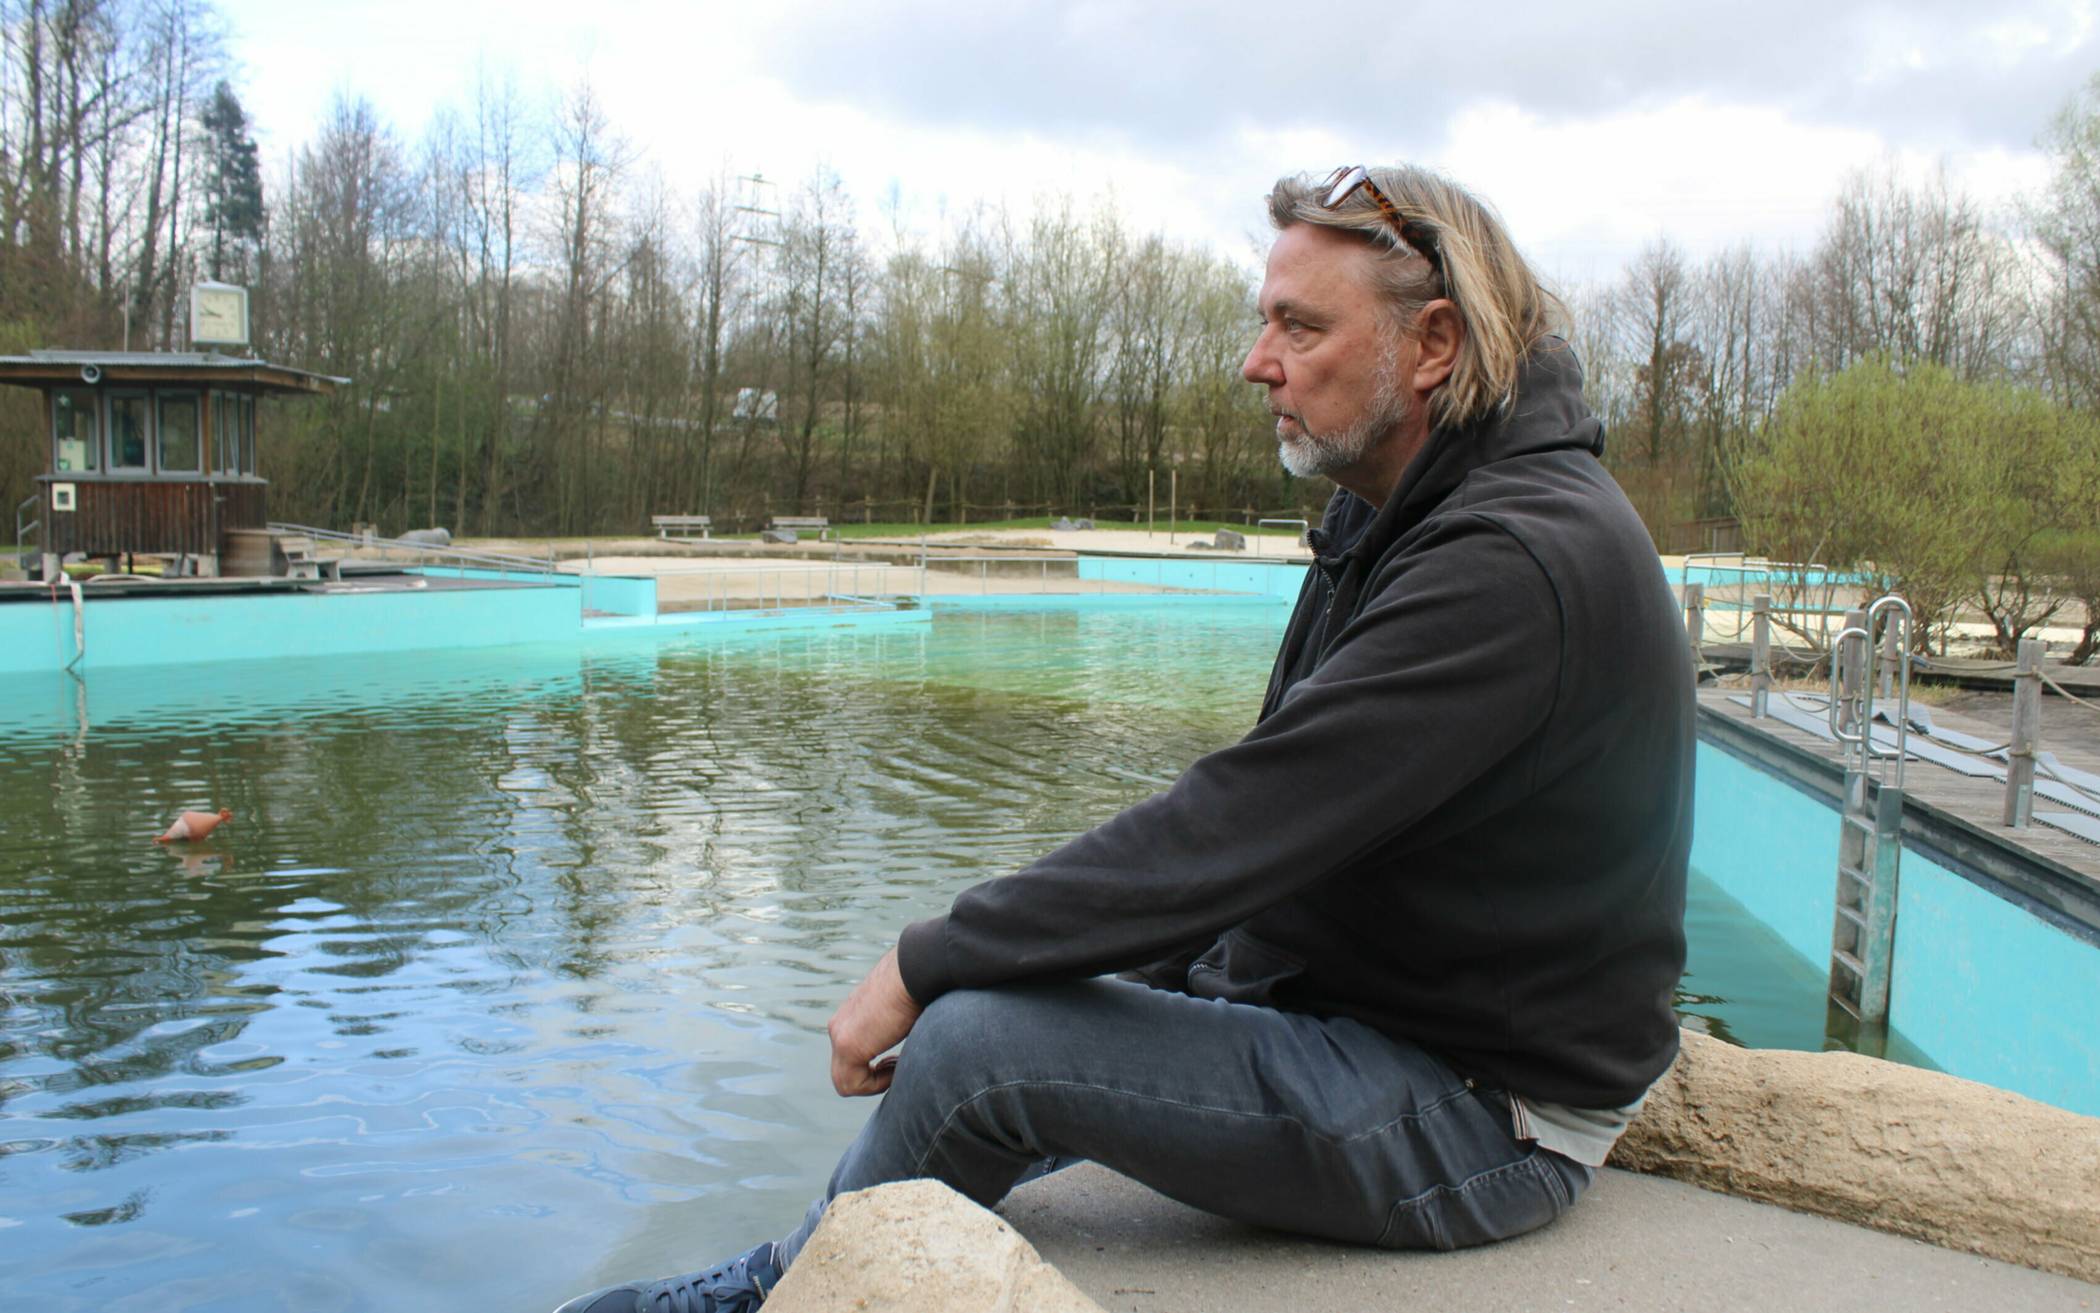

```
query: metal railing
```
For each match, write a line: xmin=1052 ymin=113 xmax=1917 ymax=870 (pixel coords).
xmin=1830 ymin=595 xmax=1914 ymax=792
xmin=15 ymin=493 xmax=40 ymax=562
xmin=269 ymin=522 xmax=558 ymax=577
xmin=1253 ymin=518 xmax=1309 ymax=557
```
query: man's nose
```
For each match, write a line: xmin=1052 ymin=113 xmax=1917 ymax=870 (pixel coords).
xmin=1242 ymin=333 xmax=1282 ymax=386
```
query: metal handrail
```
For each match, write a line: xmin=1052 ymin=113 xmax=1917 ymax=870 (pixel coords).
xmin=268 ymin=522 xmax=558 ymax=575
xmin=15 ymin=493 xmax=39 ymax=558
xmin=1829 ymin=595 xmax=1913 ymax=790
xmin=1251 ymin=516 xmax=1302 ymax=558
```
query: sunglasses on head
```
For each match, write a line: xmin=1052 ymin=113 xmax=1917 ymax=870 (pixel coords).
xmin=1320 ymin=165 xmax=1447 ymax=293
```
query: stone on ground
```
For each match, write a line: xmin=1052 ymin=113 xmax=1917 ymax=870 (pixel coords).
xmin=767 ymin=1179 xmax=1106 ymax=1313
xmin=1613 ymin=1027 xmax=2100 ymax=1284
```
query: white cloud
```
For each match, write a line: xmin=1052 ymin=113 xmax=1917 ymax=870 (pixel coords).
xmin=214 ymin=0 xmax=2082 ymax=290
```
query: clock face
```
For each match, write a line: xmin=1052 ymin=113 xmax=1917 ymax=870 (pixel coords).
xmin=193 ymin=287 xmax=248 ymax=345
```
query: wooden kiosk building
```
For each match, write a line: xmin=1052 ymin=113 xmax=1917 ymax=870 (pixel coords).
xmin=4 ymin=348 xmax=343 ymax=580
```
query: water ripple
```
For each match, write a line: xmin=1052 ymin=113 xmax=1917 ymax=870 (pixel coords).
xmin=0 ymin=607 xmax=1283 ymax=1309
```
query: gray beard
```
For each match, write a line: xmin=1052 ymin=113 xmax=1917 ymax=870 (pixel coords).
xmin=1276 ymin=351 xmax=1409 ymax=480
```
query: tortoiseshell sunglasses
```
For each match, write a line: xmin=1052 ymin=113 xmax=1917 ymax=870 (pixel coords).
xmin=1321 ymin=165 xmax=1447 ymax=293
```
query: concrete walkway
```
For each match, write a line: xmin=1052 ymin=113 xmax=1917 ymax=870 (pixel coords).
xmin=1000 ymin=1163 xmax=2098 ymax=1313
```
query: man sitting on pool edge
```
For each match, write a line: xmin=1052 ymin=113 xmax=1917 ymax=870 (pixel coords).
xmin=551 ymin=163 xmax=1694 ymax=1313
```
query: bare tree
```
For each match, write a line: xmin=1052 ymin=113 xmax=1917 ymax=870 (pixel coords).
xmin=541 ymin=78 xmax=630 ymax=534
xmin=2036 ymin=72 xmax=2100 ymax=409
xmin=778 ymin=167 xmax=851 ymax=512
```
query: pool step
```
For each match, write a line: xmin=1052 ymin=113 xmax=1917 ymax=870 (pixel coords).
xmin=1828 ymin=784 xmax=1903 ymax=1026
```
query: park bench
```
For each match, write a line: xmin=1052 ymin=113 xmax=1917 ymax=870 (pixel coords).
xmin=767 ymin=515 xmax=831 ymax=542
xmin=652 ymin=514 xmax=713 ymax=540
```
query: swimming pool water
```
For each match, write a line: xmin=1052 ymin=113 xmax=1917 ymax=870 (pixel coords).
xmin=0 ymin=606 xmax=2023 ymax=1309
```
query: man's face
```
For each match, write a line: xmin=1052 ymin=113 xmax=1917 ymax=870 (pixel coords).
xmin=1242 ymin=223 xmax=1413 ymax=482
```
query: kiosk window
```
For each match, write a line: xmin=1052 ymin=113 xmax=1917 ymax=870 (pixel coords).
xmin=212 ymin=393 xmax=236 ymax=473
xmin=158 ymin=393 xmax=201 ymax=474
xmin=108 ymin=393 xmax=149 ymax=470
xmin=52 ymin=390 xmax=99 ymax=473
xmin=212 ymin=392 xmax=256 ymax=474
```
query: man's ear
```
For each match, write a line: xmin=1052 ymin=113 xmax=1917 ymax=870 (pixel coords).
xmin=1410 ymin=300 xmax=1462 ymax=394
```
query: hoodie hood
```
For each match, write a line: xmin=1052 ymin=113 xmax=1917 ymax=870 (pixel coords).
xmin=1308 ymin=338 xmax=1602 ymax=566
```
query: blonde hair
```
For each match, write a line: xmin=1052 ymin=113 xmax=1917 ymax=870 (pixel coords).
xmin=1267 ymin=166 xmax=1566 ymax=430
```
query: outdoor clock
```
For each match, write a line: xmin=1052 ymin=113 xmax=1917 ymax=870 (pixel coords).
xmin=191 ymin=282 xmax=250 ymax=348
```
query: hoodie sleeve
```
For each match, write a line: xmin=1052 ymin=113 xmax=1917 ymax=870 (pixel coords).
xmin=896 ymin=514 xmax=1565 ymax=1006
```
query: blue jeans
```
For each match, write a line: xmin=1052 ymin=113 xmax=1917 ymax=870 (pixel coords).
xmin=777 ymin=977 xmax=1591 ymax=1266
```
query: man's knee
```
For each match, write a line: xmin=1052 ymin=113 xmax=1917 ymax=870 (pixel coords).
xmin=890 ymin=987 xmax=1003 ymax=1092
xmin=895 ymin=984 xmax=1078 ymax=1100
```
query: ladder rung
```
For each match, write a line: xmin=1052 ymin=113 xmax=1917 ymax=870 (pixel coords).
xmin=1829 ymin=991 xmax=1863 ymax=1020
xmin=1834 ymin=904 xmax=1866 ymax=930
xmin=1843 ymin=812 xmax=1879 ymax=834
xmin=1832 ymin=947 xmax=1866 ymax=975
xmin=1838 ymin=863 xmax=1872 ymax=887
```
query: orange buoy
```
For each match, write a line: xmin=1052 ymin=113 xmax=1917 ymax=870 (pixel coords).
xmin=156 ymin=808 xmax=233 ymax=844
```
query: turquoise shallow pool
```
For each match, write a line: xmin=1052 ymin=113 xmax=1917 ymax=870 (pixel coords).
xmin=0 ymin=605 xmax=2078 ymax=1310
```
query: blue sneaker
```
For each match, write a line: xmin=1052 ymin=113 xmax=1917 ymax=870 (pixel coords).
xmin=550 ymin=1240 xmax=782 ymax=1313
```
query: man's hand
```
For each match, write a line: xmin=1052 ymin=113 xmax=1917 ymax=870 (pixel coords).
xmin=826 ymin=947 xmax=923 ymax=1097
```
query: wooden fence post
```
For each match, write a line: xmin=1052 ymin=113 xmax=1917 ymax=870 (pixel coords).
xmin=1751 ymin=593 xmax=1772 ymax=718
xmin=2004 ymin=637 xmax=2042 ymax=829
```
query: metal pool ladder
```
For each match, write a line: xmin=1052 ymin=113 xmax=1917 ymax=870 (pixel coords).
xmin=1825 ymin=596 xmax=1913 ymax=1040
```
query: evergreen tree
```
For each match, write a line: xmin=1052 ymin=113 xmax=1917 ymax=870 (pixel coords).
xmin=201 ymin=80 xmax=265 ymax=281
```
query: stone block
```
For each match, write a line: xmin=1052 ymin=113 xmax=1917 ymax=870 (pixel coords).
xmin=768 ymin=1179 xmax=1105 ymax=1313
xmin=1612 ymin=1027 xmax=2100 ymax=1284
xmin=1213 ymin=529 xmax=1246 ymax=551
xmin=761 ymin=528 xmax=799 ymax=545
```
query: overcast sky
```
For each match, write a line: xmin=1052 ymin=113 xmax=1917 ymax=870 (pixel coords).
xmin=216 ymin=0 xmax=2096 ymax=285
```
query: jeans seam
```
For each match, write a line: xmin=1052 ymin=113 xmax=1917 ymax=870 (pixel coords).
xmin=1375 ymin=1148 xmax=1559 ymax=1248
xmin=1536 ymin=1150 xmax=1574 ymax=1209
xmin=911 ymin=1075 xmax=1484 ymax=1177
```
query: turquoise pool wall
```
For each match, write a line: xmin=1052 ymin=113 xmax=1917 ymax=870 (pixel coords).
xmin=0 ymin=582 xmax=580 ymax=674
xmin=932 ymin=592 xmax=1286 ymax=611
xmin=1692 ymin=743 xmax=1842 ymax=963
xmin=1075 ymin=557 xmax=1308 ymax=598
xmin=1889 ymin=852 xmax=2100 ymax=1115
xmin=1695 ymin=738 xmax=2100 ymax=1116
xmin=579 ymin=574 xmax=657 ymax=617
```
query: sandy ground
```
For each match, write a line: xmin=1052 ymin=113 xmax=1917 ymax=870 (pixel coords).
xmin=879 ymin=527 xmax=1315 ymax=559
xmin=564 ymin=554 xmax=1220 ymax=606
xmin=458 ymin=528 xmax=1314 ymax=563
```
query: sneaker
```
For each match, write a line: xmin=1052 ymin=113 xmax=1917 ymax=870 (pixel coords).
xmin=550 ymin=1240 xmax=782 ymax=1313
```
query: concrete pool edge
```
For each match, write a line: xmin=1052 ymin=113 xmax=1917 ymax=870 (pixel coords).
xmin=751 ymin=1044 xmax=2100 ymax=1310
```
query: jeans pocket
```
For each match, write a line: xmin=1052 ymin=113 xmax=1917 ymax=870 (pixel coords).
xmin=1377 ymin=1150 xmax=1576 ymax=1252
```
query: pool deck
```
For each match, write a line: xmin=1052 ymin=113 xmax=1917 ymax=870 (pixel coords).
xmin=1696 ymin=685 xmax=2100 ymax=928
xmin=1001 ymin=1162 xmax=2100 ymax=1311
